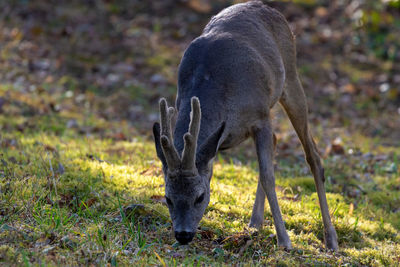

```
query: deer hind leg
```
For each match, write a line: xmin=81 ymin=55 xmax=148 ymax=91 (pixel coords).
xmin=279 ymin=75 xmax=339 ymax=251
xmin=252 ymin=121 xmax=291 ymax=249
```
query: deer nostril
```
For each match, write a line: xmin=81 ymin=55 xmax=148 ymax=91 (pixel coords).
xmin=174 ymin=231 xmax=195 ymax=245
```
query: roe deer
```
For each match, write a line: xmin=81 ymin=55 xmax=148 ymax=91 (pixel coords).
xmin=153 ymin=1 xmax=338 ymax=250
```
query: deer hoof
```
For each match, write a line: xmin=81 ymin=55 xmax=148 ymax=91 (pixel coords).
xmin=276 ymin=231 xmax=292 ymax=250
xmin=277 ymin=239 xmax=292 ymax=250
xmin=248 ymin=218 xmax=263 ymax=230
xmin=325 ymin=227 xmax=339 ymax=251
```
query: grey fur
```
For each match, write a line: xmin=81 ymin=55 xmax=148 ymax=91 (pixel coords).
xmin=153 ymin=1 xmax=338 ymax=250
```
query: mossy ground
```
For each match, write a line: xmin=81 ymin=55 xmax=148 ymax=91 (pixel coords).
xmin=1 ymin=85 xmax=399 ymax=266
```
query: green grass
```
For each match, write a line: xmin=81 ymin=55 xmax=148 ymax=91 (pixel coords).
xmin=1 ymin=87 xmax=399 ymax=266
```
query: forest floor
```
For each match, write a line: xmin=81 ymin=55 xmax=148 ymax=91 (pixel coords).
xmin=1 ymin=0 xmax=400 ymax=266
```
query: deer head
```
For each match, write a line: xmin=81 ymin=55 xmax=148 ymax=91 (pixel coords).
xmin=153 ymin=97 xmax=225 ymax=244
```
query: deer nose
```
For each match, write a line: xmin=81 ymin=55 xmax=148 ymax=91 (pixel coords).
xmin=174 ymin=231 xmax=195 ymax=244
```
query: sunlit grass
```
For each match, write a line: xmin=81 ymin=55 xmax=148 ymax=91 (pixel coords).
xmin=1 ymin=112 xmax=399 ymax=265
xmin=1 ymin=84 xmax=400 ymax=265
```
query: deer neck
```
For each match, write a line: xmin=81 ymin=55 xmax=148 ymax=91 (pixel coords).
xmin=173 ymin=99 xmax=220 ymax=156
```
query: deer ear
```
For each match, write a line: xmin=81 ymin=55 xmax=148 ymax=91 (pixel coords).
xmin=153 ymin=122 xmax=167 ymax=168
xmin=196 ymin=122 xmax=225 ymax=171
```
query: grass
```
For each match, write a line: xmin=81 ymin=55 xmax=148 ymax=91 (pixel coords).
xmin=0 ymin=86 xmax=399 ymax=266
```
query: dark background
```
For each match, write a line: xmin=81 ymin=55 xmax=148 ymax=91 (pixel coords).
xmin=1 ymin=0 xmax=399 ymax=141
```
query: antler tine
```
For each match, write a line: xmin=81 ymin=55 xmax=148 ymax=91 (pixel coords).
xmin=159 ymin=98 xmax=180 ymax=171
xmin=159 ymin=99 xmax=172 ymax=140
xmin=167 ymin=106 xmax=176 ymax=135
xmin=181 ymin=97 xmax=201 ymax=171
xmin=188 ymin=97 xmax=201 ymax=139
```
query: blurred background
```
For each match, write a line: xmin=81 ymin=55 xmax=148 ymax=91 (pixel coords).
xmin=1 ymin=0 xmax=400 ymax=158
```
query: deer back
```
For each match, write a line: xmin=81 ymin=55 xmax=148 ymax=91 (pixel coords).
xmin=174 ymin=1 xmax=295 ymax=152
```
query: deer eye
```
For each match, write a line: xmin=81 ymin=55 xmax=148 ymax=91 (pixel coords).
xmin=165 ymin=196 xmax=173 ymax=206
xmin=195 ymin=193 xmax=205 ymax=205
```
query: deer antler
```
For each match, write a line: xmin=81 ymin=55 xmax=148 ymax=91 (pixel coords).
xmin=158 ymin=97 xmax=201 ymax=174
xmin=159 ymin=98 xmax=181 ymax=171
xmin=181 ymin=97 xmax=201 ymax=172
